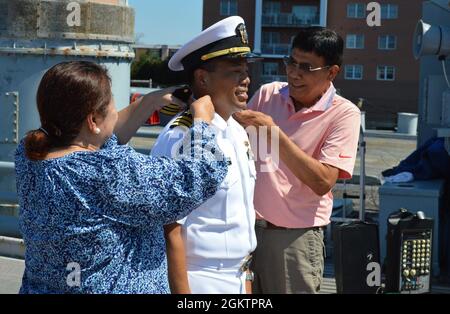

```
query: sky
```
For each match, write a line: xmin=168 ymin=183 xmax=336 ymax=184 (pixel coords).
xmin=128 ymin=0 xmax=203 ymax=46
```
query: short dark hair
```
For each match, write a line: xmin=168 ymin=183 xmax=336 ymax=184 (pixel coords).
xmin=187 ymin=59 xmax=217 ymax=86
xmin=187 ymin=57 xmax=244 ymax=86
xmin=291 ymin=27 xmax=344 ymax=67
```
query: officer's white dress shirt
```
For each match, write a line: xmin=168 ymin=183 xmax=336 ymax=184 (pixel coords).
xmin=151 ymin=113 xmax=257 ymax=293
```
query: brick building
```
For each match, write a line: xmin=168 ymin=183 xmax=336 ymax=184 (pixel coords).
xmin=203 ymin=0 xmax=422 ymax=128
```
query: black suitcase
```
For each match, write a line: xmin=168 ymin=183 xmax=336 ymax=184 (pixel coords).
xmin=333 ymin=221 xmax=381 ymax=294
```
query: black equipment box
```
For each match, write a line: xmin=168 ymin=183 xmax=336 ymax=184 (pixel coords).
xmin=333 ymin=221 xmax=381 ymax=294
xmin=385 ymin=208 xmax=434 ymax=294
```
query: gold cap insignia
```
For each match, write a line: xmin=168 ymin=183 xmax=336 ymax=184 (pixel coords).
xmin=236 ymin=23 xmax=249 ymax=45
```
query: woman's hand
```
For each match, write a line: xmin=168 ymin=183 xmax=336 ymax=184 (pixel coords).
xmin=190 ymin=95 xmax=215 ymax=125
xmin=142 ymin=86 xmax=188 ymax=112
xmin=115 ymin=86 xmax=188 ymax=145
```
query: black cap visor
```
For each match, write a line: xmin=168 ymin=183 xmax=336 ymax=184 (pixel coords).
xmin=225 ymin=51 xmax=264 ymax=63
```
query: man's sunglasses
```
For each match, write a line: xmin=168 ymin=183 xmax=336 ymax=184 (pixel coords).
xmin=283 ymin=56 xmax=331 ymax=73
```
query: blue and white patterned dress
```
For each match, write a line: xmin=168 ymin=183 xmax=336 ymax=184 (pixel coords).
xmin=14 ymin=122 xmax=227 ymax=294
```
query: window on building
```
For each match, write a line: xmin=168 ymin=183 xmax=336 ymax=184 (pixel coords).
xmin=292 ymin=5 xmax=319 ymax=24
xmin=345 ymin=65 xmax=363 ymax=80
xmin=263 ymin=1 xmax=281 ymax=14
xmin=381 ymin=4 xmax=398 ymax=19
xmin=262 ymin=32 xmax=280 ymax=44
xmin=263 ymin=62 xmax=279 ymax=76
xmin=346 ymin=34 xmax=365 ymax=49
xmin=262 ymin=32 xmax=285 ymax=54
xmin=378 ymin=35 xmax=397 ymax=50
xmin=220 ymin=0 xmax=237 ymax=16
xmin=377 ymin=66 xmax=396 ymax=81
xmin=347 ymin=3 xmax=365 ymax=18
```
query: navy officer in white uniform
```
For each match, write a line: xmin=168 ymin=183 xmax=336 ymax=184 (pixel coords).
xmin=151 ymin=16 xmax=261 ymax=294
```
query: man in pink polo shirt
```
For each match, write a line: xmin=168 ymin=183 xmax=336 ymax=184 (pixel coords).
xmin=235 ymin=27 xmax=361 ymax=293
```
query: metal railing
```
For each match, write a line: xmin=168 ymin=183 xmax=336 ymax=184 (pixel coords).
xmin=0 ymin=162 xmax=17 ymax=205
xmin=0 ymin=235 xmax=25 ymax=259
xmin=262 ymin=13 xmax=320 ymax=27
xmin=131 ymin=79 xmax=153 ymax=88
xmin=0 ymin=161 xmax=20 ymax=239
xmin=135 ymin=127 xmax=162 ymax=139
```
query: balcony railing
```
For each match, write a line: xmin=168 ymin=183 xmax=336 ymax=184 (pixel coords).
xmin=261 ymin=43 xmax=290 ymax=56
xmin=262 ymin=13 xmax=320 ymax=27
xmin=260 ymin=75 xmax=288 ymax=84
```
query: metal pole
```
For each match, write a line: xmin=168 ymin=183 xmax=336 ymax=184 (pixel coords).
xmin=0 ymin=192 xmax=18 ymax=204
xmin=0 ymin=162 xmax=15 ymax=171
xmin=135 ymin=127 xmax=162 ymax=139
xmin=342 ymin=180 xmax=347 ymax=219
xmin=359 ymin=126 xmax=366 ymax=221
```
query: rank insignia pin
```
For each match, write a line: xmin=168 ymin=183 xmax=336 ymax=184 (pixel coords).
xmin=245 ymin=141 xmax=254 ymax=160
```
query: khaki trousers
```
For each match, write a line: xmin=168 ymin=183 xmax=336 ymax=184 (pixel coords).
xmin=252 ymin=223 xmax=325 ymax=294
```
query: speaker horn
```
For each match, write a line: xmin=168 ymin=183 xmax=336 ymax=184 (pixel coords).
xmin=413 ymin=20 xmax=450 ymax=59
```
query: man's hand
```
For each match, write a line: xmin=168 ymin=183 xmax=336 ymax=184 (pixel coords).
xmin=245 ymin=271 xmax=253 ymax=294
xmin=234 ymin=110 xmax=276 ymax=129
xmin=235 ymin=110 xmax=339 ymax=196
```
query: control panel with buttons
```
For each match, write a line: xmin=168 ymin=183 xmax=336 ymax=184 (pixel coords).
xmin=385 ymin=209 xmax=434 ymax=294
xmin=399 ymin=230 xmax=432 ymax=294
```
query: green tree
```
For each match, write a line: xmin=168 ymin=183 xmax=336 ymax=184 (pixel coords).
xmin=131 ymin=51 xmax=187 ymax=87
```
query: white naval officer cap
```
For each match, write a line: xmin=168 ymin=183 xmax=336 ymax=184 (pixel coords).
xmin=168 ymin=16 xmax=261 ymax=72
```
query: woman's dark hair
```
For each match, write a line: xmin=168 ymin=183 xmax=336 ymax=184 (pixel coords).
xmin=292 ymin=27 xmax=344 ymax=67
xmin=24 ymin=61 xmax=112 ymax=161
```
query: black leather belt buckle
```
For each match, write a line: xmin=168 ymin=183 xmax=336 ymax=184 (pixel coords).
xmin=255 ymin=219 xmax=268 ymax=228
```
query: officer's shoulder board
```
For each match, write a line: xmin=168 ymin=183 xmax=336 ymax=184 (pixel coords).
xmin=169 ymin=110 xmax=193 ymax=129
xmin=160 ymin=87 xmax=191 ymax=116
xmin=160 ymin=103 xmax=182 ymax=116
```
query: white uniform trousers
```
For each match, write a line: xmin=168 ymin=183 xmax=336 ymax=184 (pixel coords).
xmin=187 ymin=258 xmax=247 ymax=294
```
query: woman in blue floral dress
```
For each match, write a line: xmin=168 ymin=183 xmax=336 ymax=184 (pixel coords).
xmin=14 ymin=61 xmax=227 ymax=294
